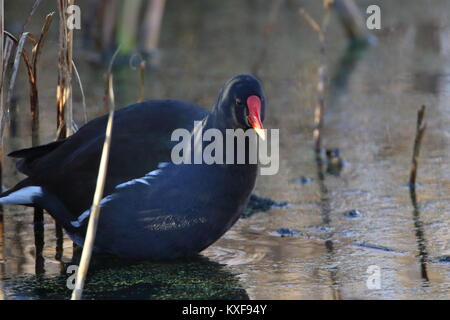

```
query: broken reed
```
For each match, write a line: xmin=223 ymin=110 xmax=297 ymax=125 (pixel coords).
xmin=71 ymin=49 xmax=119 ymax=300
xmin=409 ymin=106 xmax=427 ymax=189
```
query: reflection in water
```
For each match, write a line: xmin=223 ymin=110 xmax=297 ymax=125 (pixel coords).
xmin=409 ymin=188 xmax=429 ymax=283
xmin=33 ymin=208 xmax=45 ymax=276
xmin=315 ymin=153 xmax=341 ymax=300
xmin=0 ymin=209 xmax=4 ymax=299
xmin=2 ymin=254 xmax=248 ymax=300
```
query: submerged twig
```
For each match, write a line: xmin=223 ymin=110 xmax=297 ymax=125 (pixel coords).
xmin=71 ymin=48 xmax=119 ymax=300
xmin=409 ymin=106 xmax=427 ymax=189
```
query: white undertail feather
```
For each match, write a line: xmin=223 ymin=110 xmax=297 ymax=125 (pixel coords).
xmin=0 ymin=186 xmax=43 ymax=205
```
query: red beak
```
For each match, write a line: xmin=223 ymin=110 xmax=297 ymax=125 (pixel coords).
xmin=247 ymin=95 xmax=265 ymax=140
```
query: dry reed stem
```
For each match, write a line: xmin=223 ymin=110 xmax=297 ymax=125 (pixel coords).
xmin=5 ymin=33 xmax=30 ymax=132
xmin=71 ymin=49 xmax=119 ymax=300
xmin=30 ymin=12 xmax=54 ymax=130
xmin=409 ymin=106 xmax=427 ymax=189
xmin=0 ymin=34 xmax=13 ymax=140
xmin=57 ymin=0 xmax=74 ymax=140
xmin=56 ymin=0 xmax=75 ymax=262
xmin=0 ymin=33 xmax=12 ymax=98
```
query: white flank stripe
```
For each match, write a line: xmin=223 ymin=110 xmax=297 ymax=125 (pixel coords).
xmin=71 ymin=162 xmax=170 ymax=228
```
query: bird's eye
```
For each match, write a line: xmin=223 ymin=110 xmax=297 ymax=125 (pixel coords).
xmin=235 ymin=98 xmax=243 ymax=106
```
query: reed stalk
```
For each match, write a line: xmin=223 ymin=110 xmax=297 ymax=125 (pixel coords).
xmin=56 ymin=0 xmax=75 ymax=258
xmin=30 ymin=13 xmax=55 ymax=273
xmin=71 ymin=49 xmax=119 ymax=300
xmin=57 ymin=0 xmax=74 ymax=139
xmin=409 ymin=106 xmax=427 ymax=189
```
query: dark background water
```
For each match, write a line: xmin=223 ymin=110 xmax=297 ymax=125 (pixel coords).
xmin=0 ymin=0 xmax=449 ymax=299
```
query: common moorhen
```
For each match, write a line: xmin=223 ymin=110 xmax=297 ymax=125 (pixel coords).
xmin=0 ymin=74 xmax=266 ymax=259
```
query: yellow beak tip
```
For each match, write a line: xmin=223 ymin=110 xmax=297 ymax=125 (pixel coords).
xmin=255 ymin=128 xmax=266 ymax=141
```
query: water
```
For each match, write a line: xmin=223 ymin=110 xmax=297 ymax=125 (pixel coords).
xmin=0 ymin=0 xmax=449 ymax=299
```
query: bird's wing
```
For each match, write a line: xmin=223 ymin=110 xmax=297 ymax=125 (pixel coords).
xmin=9 ymin=100 xmax=209 ymax=218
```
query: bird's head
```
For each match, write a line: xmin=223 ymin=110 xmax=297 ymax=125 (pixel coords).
xmin=214 ymin=74 xmax=266 ymax=140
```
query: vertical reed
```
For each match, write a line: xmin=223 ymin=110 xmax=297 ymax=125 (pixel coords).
xmin=33 ymin=13 xmax=54 ymax=274
xmin=57 ymin=0 xmax=74 ymax=139
xmin=141 ymin=0 xmax=166 ymax=55
xmin=31 ymin=13 xmax=55 ymax=274
xmin=56 ymin=0 xmax=75 ymax=259
xmin=71 ymin=49 xmax=119 ymax=300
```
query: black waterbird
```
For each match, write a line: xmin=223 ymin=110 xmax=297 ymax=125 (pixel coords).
xmin=0 ymin=75 xmax=266 ymax=259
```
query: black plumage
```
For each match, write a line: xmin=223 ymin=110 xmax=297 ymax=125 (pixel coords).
xmin=0 ymin=74 xmax=266 ymax=259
